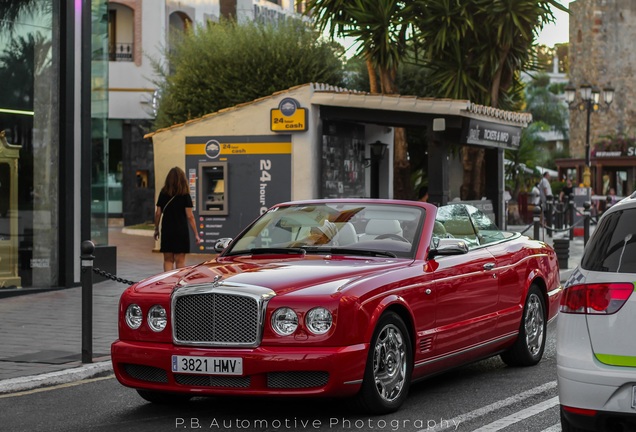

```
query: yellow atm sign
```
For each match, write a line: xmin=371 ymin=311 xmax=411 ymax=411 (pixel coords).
xmin=271 ymin=97 xmax=307 ymax=132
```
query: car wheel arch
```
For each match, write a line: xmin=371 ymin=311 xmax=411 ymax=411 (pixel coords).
xmin=364 ymin=297 xmax=416 ymax=357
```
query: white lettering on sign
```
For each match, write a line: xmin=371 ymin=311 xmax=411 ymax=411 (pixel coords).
xmin=259 ymin=159 xmax=271 ymax=211
xmin=30 ymin=258 xmax=50 ymax=268
xmin=484 ymin=129 xmax=509 ymax=142
xmin=627 ymin=147 xmax=635 ymax=156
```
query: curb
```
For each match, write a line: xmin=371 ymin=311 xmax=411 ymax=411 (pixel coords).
xmin=0 ymin=361 xmax=113 ymax=395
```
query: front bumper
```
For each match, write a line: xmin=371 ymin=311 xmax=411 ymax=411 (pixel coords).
xmin=111 ymin=340 xmax=368 ymax=397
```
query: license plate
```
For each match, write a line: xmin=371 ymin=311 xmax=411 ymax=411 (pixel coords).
xmin=172 ymin=355 xmax=243 ymax=375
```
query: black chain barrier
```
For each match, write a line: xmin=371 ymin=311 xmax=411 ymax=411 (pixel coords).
xmin=519 ymin=223 xmax=534 ymax=235
xmin=92 ymin=267 xmax=136 ymax=286
xmin=536 ymin=217 xmax=585 ymax=233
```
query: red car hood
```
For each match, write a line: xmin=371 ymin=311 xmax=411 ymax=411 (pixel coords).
xmin=133 ymin=256 xmax=412 ymax=297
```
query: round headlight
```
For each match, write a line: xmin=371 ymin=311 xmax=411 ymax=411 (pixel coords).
xmin=147 ymin=305 xmax=167 ymax=332
xmin=271 ymin=307 xmax=298 ymax=336
xmin=125 ymin=304 xmax=143 ymax=329
xmin=305 ymin=307 xmax=333 ymax=335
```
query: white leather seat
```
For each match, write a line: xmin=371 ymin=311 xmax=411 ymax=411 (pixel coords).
xmin=332 ymin=222 xmax=358 ymax=246
xmin=359 ymin=219 xmax=403 ymax=242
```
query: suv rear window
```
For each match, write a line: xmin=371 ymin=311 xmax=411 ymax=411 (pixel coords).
xmin=581 ymin=208 xmax=636 ymax=273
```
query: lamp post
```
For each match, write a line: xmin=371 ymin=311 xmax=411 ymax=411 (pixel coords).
xmin=564 ymin=83 xmax=614 ymax=188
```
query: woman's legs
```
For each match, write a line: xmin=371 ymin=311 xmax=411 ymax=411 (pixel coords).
xmin=163 ymin=253 xmax=175 ymax=271
xmin=163 ymin=253 xmax=187 ymax=271
xmin=174 ymin=253 xmax=186 ymax=269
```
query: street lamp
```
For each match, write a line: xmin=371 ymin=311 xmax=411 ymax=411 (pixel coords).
xmin=564 ymin=83 xmax=614 ymax=187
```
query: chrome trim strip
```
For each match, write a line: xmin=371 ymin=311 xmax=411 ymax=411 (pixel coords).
xmin=414 ymin=333 xmax=517 ymax=369
xmin=548 ymin=284 xmax=563 ymax=297
xmin=344 ymin=379 xmax=363 ymax=385
xmin=171 ymin=282 xmax=276 ymax=348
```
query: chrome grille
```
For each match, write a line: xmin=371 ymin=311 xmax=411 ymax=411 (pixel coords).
xmin=172 ymin=283 xmax=275 ymax=347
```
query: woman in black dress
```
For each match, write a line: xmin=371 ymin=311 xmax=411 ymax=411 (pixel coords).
xmin=154 ymin=167 xmax=201 ymax=271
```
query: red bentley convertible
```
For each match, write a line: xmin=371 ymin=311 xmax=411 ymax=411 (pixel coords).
xmin=111 ymin=199 xmax=562 ymax=413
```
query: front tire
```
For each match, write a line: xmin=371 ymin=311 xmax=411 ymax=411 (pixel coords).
xmin=501 ymin=285 xmax=546 ymax=366
xmin=354 ymin=311 xmax=412 ymax=414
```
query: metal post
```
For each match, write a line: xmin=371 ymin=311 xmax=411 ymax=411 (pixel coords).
xmin=81 ymin=240 xmax=95 ymax=364
xmin=533 ymin=205 xmax=541 ymax=241
xmin=546 ymin=196 xmax=554 ymax=237
xmin=583 ymin=202 xmax=591 ymax=246
xmin=569 ymin=201 xmax=575 ymax=240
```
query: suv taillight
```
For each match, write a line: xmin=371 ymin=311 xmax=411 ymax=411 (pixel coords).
xmin=560 ymin=283 xmax=634 ymax=314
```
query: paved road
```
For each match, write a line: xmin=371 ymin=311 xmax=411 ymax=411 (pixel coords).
xmin=0 ymin=223 xmax=587 ymax=394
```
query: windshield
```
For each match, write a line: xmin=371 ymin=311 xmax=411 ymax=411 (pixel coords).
xmin=224 ymin=202 xmax=425 ymax=259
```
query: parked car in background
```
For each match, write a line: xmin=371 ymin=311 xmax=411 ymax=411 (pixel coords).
xmin=112 ymin=199 xmax=562 ymax=414
xmin=558 ymin=192 xmax=636 ymax=431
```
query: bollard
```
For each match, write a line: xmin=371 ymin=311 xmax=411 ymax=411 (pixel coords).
xmin=553 ymin=238 xmax=570 ymax=270
xmin=583 ymin=202 xmax=591 ymax=247
xmin=533 ymin=205 xmax=541 ymax=241
xmin=81 ymin=240 xmax=95 ymax=364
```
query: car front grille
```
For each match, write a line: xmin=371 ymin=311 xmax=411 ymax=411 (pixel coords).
xmin=123 ymin=364 xmax=168 ymax=383
xmin=267 ymin=371 xmax=329 ymax=389
xmin=172 ymin=283 xmax=275 ymax=347
xmin=174 ymin=374 xmax=251 ymax=388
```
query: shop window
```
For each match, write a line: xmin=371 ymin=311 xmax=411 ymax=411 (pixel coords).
xmin=199 ymin=162 xmax=228 ymax=216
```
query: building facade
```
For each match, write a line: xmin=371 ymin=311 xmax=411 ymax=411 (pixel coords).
xmin=0 ymin=1 xmax=108 ymax=289
xmin=107 ymin=0 xmax=306 ymax=227
xmin=566 ymin=0 xmax=636 ymax=195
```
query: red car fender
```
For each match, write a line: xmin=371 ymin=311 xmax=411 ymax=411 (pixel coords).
xmin=362 ymin=294 xmax=415 ymax=346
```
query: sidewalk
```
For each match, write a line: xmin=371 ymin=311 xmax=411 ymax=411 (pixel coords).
xmin=0 ymin=224 xmax=588 ymax=394
xmin=0 ymin=228 xmax=215 ymax=394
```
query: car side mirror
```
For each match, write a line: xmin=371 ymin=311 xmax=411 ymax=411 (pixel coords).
xmin=428 ymin=238 xmax=469 ymax=259
xmin=214 ymin=237 xmax=232 ymax=253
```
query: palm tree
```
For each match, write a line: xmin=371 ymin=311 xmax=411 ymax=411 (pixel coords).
xmin=0 ymin=1 xmax=50 ymax=33
xmin=304 ymin=0 xmax=416 ymax=198
xmin=413 ymin=0 xmax=568 ymax=199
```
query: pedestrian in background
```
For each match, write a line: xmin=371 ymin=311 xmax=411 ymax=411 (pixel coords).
xmin=154 ymin=167 xmax=202 ymax=271
xmin=539 ymin=172 xmax=553 ymax=237
xmin=418 ymin=186 xmax=429 ymax=203
xmin=560 ymin=178 xmax=573 ymax=203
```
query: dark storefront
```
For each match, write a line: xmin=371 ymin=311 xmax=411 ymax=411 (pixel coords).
xmin=0 ymin=1 xmax=109 ymax=289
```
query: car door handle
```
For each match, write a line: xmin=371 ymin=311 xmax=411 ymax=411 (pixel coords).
xmin=483 ymin=263 xmax=495 ymax=270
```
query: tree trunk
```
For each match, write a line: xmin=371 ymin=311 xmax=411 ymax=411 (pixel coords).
xmin=377 ymin=65 xmax=410 ymax=199
xmin=366 ymin=57 xmax=379 ymax=94
xmin=393 ymin=127 xmax=411 ymax=199
xmin=461 ymin=146 xmax=485 ymax=200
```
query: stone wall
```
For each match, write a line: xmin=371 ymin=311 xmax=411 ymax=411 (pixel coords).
xmin=569 ymin=0 xmax=636 ymax=158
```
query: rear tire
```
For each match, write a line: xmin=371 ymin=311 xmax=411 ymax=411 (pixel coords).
xmin=136 ymin=389 xmax=192 ymax=404
xmin=501 ymin=285 xmax=546 ymax=366
xmin=353 ymin=311 xmax=412 ymax=414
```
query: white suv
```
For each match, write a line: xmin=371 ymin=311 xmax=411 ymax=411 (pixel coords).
xmin=558 ymin=191 xmax=636 ymax=431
